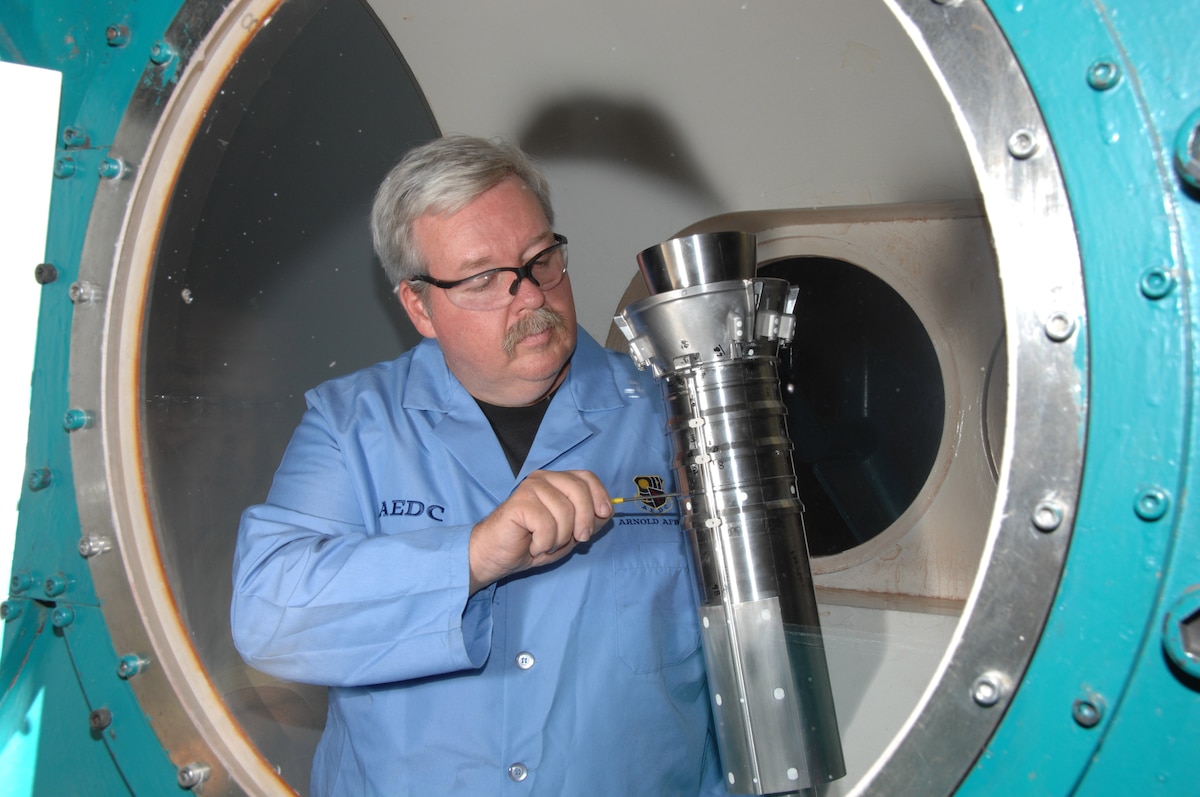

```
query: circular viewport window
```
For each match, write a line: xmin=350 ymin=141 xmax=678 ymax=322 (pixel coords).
xmin=760 ymin=256 xmax=945 ymax=557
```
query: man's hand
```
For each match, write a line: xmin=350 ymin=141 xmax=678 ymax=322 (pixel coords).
xmin=468 ymin=469 xmax=613 ymax=593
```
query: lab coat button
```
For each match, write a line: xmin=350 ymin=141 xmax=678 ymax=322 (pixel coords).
xmin=515 ymin=651 xmax=535 ymax=670
xmin=508 ymin=762 xmax=529 ymax=782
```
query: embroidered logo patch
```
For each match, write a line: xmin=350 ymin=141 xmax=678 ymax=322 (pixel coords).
xmin=630 ymin=474 xmax=672 ymax=513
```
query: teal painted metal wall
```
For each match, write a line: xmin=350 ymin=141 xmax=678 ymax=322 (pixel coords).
xmin=1 ymin=2 xmax=187 ymax=793
xmin=962 ymin=0 xmax=1200 ymax=793
xmin=1 ymin=0 xmax=1197 ymax=794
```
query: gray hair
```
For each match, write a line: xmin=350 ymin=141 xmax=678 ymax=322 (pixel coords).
xmin=371 ymin=134 xmax=555 ymax=288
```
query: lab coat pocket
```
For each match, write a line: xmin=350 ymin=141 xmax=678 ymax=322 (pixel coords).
xmin=613 ymin=528 xmax=702 ymax=673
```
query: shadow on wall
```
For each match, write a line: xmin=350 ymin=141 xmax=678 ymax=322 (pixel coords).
xmin=516 ymin=92 xmax=723 ymax=208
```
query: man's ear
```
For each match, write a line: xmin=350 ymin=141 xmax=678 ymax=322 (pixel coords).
xmin=397 ymin=281 xmax=437 ymax=339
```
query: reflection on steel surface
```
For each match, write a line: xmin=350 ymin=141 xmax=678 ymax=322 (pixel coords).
xmin=614 ymin=232 xmax=845 ymax=794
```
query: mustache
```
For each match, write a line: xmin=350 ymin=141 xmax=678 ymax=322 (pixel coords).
xmin=503 ymin=307 xmax=568 ymax=356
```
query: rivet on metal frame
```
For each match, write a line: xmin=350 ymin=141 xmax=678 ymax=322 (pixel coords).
xmin=177 ymin=763 xmax=212 ymax=790
xmin=149 ymin=40 xmax=176 ymax=65
xmin=1032 ymin=499 xmax=1064 ymax=533
xmin=1134 ymin=487 xmax=1170 ymax=521
xmin=105 ymin=24 xmax=130 ymax=47
xmin=27 ymin=468 xmax=52 ymax=492
xmin=1007 ymin=128 xmax=1040 ymax=160
xmin=62 ymin=126 xmax=90 ymax=148
xmin=98 ymin=156 xmax=126 ymax=180
xmin=34 ymin=263 xmax=58 ymax=284
xmin=53 ymin=157 xmax=77 ymax=179
xmin=78 ymin=535 xmax=113 ymax=558
xmin=971 ymin=671 xmax=1008 ymax=707
xmin=1072 ymin=692 xmax=1105 ymax=728
xmin=52 ymin=606 xmax=76 ymax=628
xmin=1140 ymin=266 xmax=1177 ymax=300
xmin=68 ymin=280 xmax=104 ymax=304
xmin=63 ymin=408 xmax=95 ymax=432
xmin=117 ymin=653 xmax=150 ymax=679
xmin=1086 ymin=60 xmax=1122 ymax=91
xmin=1043 ymin=311 xmax=1077 ymax=342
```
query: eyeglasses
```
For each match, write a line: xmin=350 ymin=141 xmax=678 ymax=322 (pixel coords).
xmin=409 ymin=234 xmax=568 ymax=311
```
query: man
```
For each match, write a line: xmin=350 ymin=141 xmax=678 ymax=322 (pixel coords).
xmin=231 ymin=135 xmax=723 ymax=795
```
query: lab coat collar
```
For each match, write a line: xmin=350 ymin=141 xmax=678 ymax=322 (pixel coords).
xmin=402 ymin=331 xmax=627 ymax=498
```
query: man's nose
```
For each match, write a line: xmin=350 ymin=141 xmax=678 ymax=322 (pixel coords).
xmin=510 ymin=272 xmax=547 ymax=308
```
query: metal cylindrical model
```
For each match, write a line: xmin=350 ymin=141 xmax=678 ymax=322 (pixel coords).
xmin=614 ymin=232 xmax=845 ymax=794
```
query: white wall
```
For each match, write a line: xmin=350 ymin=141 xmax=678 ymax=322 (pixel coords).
xmin=0 ymin=62 xmax=61 ymax=657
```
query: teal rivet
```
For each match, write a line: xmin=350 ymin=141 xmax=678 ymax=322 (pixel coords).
xmin=1072 ymin=693 xmax=1105 ymax=728
xmin=63 ymin=408 xmax=94 ymax=431
xmin=44 ymin=573 xmax=68 ymax=597
xmin=54 ymin=157 xmax=76 ymax=178
xmin=27 ymin=467 xmax=52 ymax=491
xmin=1140 ymin=266 xmax=1176 ymax=300
xmin=62 ymin=126 xmax=89 ymax=148
xmin=149 ymin=40 xmax=175 ymax=65
xmin=1163 ymin=586 xmax=1200 ymax=679
xmin=11 ymin=571 xmax=33 ymax=593
xmin=1 ymin=601 xmax=22 ymax=621
xmin=52 ymin=606 xmax=75 ymax=628
xmin=98 ymin=157 xmax=124 ymax=179
xmin=117 ymin=654 xmax=149 ymax=679
xmin=1086 ymin=60 xmax=1122 ymax=91
xmin=106 ymin=24 xmax=130 ymax=47
xmin=1174 ymin=108 xmax=1200 ymax=190
xmin=1134 ymin=487 xmax=1170 ymax=521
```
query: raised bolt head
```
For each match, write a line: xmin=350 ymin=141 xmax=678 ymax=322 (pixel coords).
xmin=1140 ymin=266 xmax=1177 ymax=300
xmin=117 ymin=654 xmax=149 ymax=679
xmin=63 ymin=408 xmax=94 ymax=431
xmin=54 ymin=157 xmax=77 ymax=179
xmin=27 ymin=468 xmax=52 ymax=492
xmin=149 ymin=40 xmax=175 ymax=65
xmin=1134 ymin=487 xmax=1170 ymax=521
xmin=68 ymin=280 xmax=102 ymax=304
xmin=98 ymin=157 xmax=124 ymax=179
xmin=10 ymin=571 xmax=33 ymax=593
xmin=1007 ymin=129 xmax=1040 ymax=160
xmin=52 ymin=606 xmax=75 ymax=628
xmin=44 ymin=573 xmax=68 ymax=597
xmin=89 ymin=708 xmax=113 ymax=732
xmin=1086 ymin=60 xmax=1121 ymax=91
xmin=1 ymin=601 xmax=22 ymax=621
xmin=178 ymin=763 xmax=212 ymax=790
xmin=106 ymin=24 xmax=130 ymax=47
xmin=34 ymin=263 xmax=58 ymax=284
xmin=1032 ymin=500 xmax=1064 ymax=532
xmin=1072 ymin=693 xmax=1105 ymax=728
xmin=1043 ymin=311 xmax=1077 ymax=342
xmin=78 ymin=536 xmax=113 ymax=558
xmin=971 ymin=672 xmax=1006 ymax=707
xmin=62 ymin=126 xmax=89 ymax=148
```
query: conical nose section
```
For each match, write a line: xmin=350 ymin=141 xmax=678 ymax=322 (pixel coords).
xmin=636 ymin=231 xmax=757 ymax=294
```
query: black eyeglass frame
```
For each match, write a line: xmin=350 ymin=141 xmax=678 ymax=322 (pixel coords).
xmin=408 ymin=233 xmax=568 ymax=297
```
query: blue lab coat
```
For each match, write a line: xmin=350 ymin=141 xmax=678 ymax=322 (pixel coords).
xmin=231 ymin=331 xmax=723 ymax=796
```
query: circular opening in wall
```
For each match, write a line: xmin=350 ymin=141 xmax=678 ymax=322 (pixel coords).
xmin=760 ymin=256 xmax=944 ymax=557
